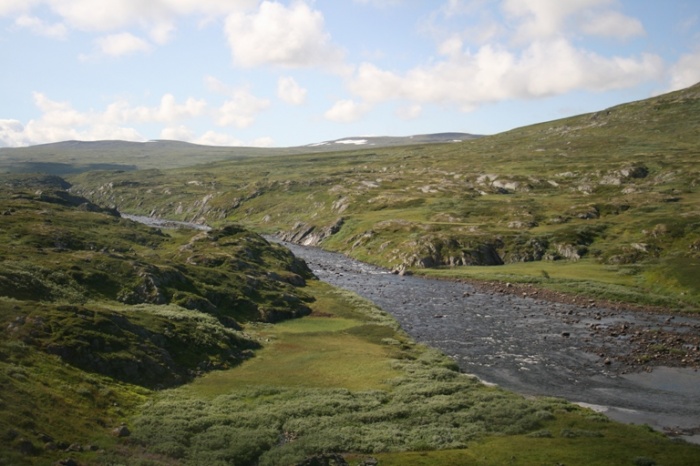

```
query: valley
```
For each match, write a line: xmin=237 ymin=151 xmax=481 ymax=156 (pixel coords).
xmin=1 ymin=83 xmax=699 ymax=465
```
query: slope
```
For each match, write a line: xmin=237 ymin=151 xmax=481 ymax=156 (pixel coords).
xmin=70 ymin=82 xmax=700 ymax=311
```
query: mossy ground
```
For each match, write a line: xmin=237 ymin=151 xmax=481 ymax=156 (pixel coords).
xmin=110 ymin=282 xmax=700 ymax=466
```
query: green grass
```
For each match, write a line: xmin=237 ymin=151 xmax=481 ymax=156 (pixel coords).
xmin=117 ymin=282 xmax=700 ymax=466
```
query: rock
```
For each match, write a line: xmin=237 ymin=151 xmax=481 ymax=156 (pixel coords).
xmin=112 ymin=425 xmax=130 ymax=437
xmin=55 ymin=459 xmax=79 ymax=466
xmin=294 ymin=453 xmax=349 ymax=466
xmin=16 ymin=438 xmax=39 ymax=455
xmin=278 ymin=218 xmax=345 ymax=246
xmin=555 ymin=243 xmax=584 ymax=261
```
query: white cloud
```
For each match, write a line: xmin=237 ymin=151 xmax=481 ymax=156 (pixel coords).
xmin=14 ymin=14 xmax=67 ymax=39
xmin=149 ymin=21 xmax=176 ymax=45
xmin=158 ymin=127 xmax=276 ymax=147
xmin=667 ymin=50 xmax=700 ymax=92
xmin=0 ymin=92 xmax=216 ymax=147
xmin=193 ymin=130 xmax=241 ymax=146
xmin=502 ymin=0 xmax=609 ymax=41
xmin=352 ymin=0 xmax=401 ymax=7
xmin=105 ymin=94 xmax=207 ymax=123
xmin=215 ymin=90 xmax=270 ymax=128
xmin=0 ymin=0 xmax=41 ymax=16
xmin=160 ymin=125 xmax=195 ymax=141
xmin=17 ymin=0 xmax=258 ymax=32
xmin=1 ymin=0 xmax=258 ymax=49
xmin=206 ymin=77 xmax=272 ymax=128
xmin=0 ymin=119 xmax=29 ymax=147
xmin=95 ymin=32 xmax=152 ymax=57
xmin=277 ymin=76 xmax=307 ymax=105
xmin=224 ymin=1 xmax=344 ymax=68
xmin=580 ymin=10 xmax=644 ymax=39
xmin=348 ymin=39 xmax=664 ymax=109
xmin=192 ymin=131 xmax=274 ymax=147
xmin=500 ymin=0 xmax=645 ymax=42
xmin=324 ymin=99 xmax=370 ymax=123
xmin=396 ymin=104 xmax=422 ymax=120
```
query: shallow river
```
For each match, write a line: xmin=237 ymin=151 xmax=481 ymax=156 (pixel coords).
xmin=123 ymin=213 xmax=700 ymax=443
xmin=277 ymin=240 xmax=700 ymax=444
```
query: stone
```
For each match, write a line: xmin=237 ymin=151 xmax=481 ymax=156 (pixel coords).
xmin=294 ymin=453 xmax=349 ymax=466
xmin=112 ymin=425 xmax=130 ymax=437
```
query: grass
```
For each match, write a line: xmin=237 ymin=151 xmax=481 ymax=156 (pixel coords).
xmin=117 ymin=281 xmax=700 ymax=466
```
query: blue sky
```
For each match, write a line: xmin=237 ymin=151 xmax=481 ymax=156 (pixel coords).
xmin=1 ymin=0 xmax=699 ymax=147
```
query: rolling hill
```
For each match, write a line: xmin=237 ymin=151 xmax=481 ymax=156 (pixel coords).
xmin=70 ymin=82 xmax=700 ymax=311
xmin=0 ymin=133 xmax=480 ymax=174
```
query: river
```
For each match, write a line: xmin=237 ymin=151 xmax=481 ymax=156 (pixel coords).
xmin=276 ymin=240 xmax=700 ymax=444
xmin=123 ymin=214 xmax=700 ymax=443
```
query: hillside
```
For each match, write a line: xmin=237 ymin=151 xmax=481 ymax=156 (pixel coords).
xmin=2 ymin=175 xmax=700 ymax=465
xmin=0 ymin=174 xmax=317 ymax=463
xmin=71 ymin=82 xmax=700 ymax=311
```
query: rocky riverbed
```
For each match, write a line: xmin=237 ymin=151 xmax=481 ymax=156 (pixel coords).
xmin=276 ymin=240 xmax=700 ymax=444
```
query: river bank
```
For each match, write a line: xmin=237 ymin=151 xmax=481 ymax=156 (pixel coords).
xmin=120 ymin=213 xmax=700 ymax=444
xmin=275 ymin=239 xmax=700 ymax=444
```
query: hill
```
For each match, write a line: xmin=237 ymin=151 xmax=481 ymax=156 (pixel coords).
xmin=70 ymin=82 xmax=700 ymax=311
xmin=0 ymin=133 xmax=480 ymax=175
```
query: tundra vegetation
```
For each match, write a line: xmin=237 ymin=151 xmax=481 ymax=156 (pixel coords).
xmin=70 ymin=83 xmax=700 ymax=311
xmin=0 ymin=84 xmax=698 ymax=465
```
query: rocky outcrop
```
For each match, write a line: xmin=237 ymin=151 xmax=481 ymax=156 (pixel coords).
xmin=278 ymin=218 xmax=345 ymax=246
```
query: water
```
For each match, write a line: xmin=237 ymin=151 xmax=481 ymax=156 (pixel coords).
xmin=121 ymin=213 xmax=700 ymax=443
xmin=277 ymin=240 xmax=700 ymax=443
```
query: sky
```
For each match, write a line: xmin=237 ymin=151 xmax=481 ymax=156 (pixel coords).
xmin=1 ymin=0 xmax=699 ymax=148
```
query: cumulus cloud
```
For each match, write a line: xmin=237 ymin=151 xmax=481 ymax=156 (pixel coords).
xmin=0 ymin=119 xmax=29 ymax=147
xmin=0 ymin=89 xmax=271 ymax=147
xmin=667 ymin=50 xmax=700 ymax=92
xmin=502 ymin=0 xmax=608 ymax=41
xmin=224 ymin=1 xmax=344 ymax=68
xmin=324 ymin=99 xmax=370 ymax=123
xmin=14 ymin=14 xmax=67 ymax=39
xmin=193 ymin=131 xmax=273 ymax=147
xmin=160 ymin=125 xmax=195 ymax=141
xmin=348 ymin=39 xmax=664 ymax=109
xmin=499 ymin=0 xmax=646 ymax=43
xmin=215 ymin=91 xmax=271 ymax=128
xmin=2 ymin=0 xmax=258 ymax=32
xmin=396 ymin=104 xmax=422 ymax=120
xmin=203 ymin=77 xmax=272 ymax=127
xmin=105 ymin=94 xmax=207 ymax=123
xmin=1 ymin=0 xmax=258 ymax=53
xmin=579 ymin=10 xmax=644 ymax=39
xmin=277 ymin=76 xmax=307 ymax=105
xmin=95 ymin=32 xmax=152 ymax=57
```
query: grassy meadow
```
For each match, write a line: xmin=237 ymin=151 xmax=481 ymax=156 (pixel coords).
xmin=102 ymin=282 xmax=700 ymax=466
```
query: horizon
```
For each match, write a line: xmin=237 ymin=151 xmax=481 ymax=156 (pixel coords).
xmin=1 ymin=1 xmax=699 ymax=149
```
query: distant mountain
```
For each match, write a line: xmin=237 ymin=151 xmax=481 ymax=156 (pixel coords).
xmin=0 ymin=133 xmax=482 ymax=174
xmin=306 ymin=132 xmax=481 ymax=148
